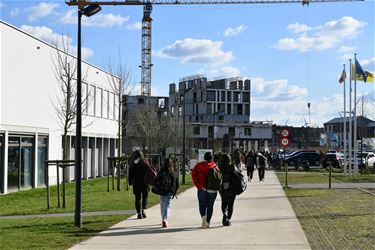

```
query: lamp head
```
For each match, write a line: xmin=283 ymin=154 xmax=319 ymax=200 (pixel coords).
xmin=83 ymin=4 xmax=101 ymax=17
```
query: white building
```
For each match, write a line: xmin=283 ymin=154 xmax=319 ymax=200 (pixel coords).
xmin=0 ymin=21 xmax=119 ymax=194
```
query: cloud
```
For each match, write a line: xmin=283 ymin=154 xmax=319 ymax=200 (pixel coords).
xmin=206 ymin=66 xmax=240 ymax=78
xmin=360 ymin=57 xmax=375 ymax=71
xmin=59 ymin=10 xmax=129 ymax=28
xmin=26 ymin=2 xmax=59 ymax=22
xmin=287 ymin=23 xmax=312 ymax=33
xmin=10 ymin=8 xmax=20 ymax=17
xmin=224 ymin=25 xmax=248 ymax=37
xmin=126 ymin=22 xmax=142 ymax=30
xmin=154 ymin=38 xmax=233 ymax=65
xmin=274 ymin=16 xmax=366 ymax=52
xmin=20 ymin=25 xmax=93 ymax=60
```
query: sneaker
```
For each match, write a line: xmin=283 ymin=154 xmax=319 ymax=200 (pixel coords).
xmin=141 ymin=209 xmax=147 ymax=218
xmin=222 ymin=214 xmax=227 ymax=225
xmin=137 ymin=213 xmax=142 ymax=219
xmin=223 ymin=220 xmax=230 ymax=226
xmin=201 ymin=216 xmax=208 ymax=229
xmin=162 ymin=220 xmax=167 ymax=228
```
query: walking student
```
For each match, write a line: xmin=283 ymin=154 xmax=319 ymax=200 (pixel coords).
xmin=157 ymin=158 xmax=179 ymax=228
xmin=219 ymin=153 xmax=237 ymax=226
xmin=192 ymin=151 xmax=219 ymax=228
xmin=129 ymin=150 xmax=150 ymax=219
xmin=246 ymin=150 xmax=256 ymax=182
xmin=257 ymin=152 xmax=267 ymax=181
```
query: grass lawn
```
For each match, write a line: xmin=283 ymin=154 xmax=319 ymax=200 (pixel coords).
xmin=276 ymin=170 xmax=375 ymax=185
xmin=0 ymin=174 xmax=194 ymax=249
xmin=285 ymin=188 xmax=375 ymax=250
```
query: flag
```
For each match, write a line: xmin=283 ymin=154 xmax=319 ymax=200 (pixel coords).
xmin=339 ymin=69 xmax=346 ymax=84
xmin=351 ymin=65 xmax=374 ymax=82
xmin=354 ymin=58 xmax=367 ymax=82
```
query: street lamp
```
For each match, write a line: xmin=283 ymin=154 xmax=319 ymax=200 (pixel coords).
xmin=75 ymin=3 xmax=101 ymax=228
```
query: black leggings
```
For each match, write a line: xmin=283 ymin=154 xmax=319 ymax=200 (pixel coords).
xmin=134 ymin=190 xmax=148 ymax=213
xmin=246 ymin=165 xmax=254 ymax=179
xmin=221 ymin=195 xmax=236 ymax=220
xmin=258 ymin=166 xmax=265 ymax=180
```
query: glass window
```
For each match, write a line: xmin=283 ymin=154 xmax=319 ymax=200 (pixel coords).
xmin=221 ymin=91 xmax=225 ymax=102
xmin=37 ymin=136 xmax=48 ymax=186
xmin=96 ymin=88 xmax=102 ymax=118
xmin=229 ymin=127 xmax=235 ymax=137
xmin=0 ymin=134 xmax=4 ymax=193
xmin=108 ymin=92 xmax=114 ymax=120
xmin=7 ymin=136 xmax=34 ymax=190
xmin=82 ymin=83 xmax=88 ymax=115
xmin=245 ymin=127 xmax=252 ymax=136
xmin=103 ymin=90 xmax=109 ymax=119
xmin=227 ymin=91 xmax=232 ymax=102
xmin=88 ymin=85 xmax=95 ymax=116
xmin=206 ymin=91 xmax=215 ymax=101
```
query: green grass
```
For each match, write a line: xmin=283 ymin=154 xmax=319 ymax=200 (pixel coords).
xmin=276 ymin=170 xmax=375 ymax=185
xmin=285 ymin=188 xmax=375 ymax=250
xmin=0 ymin=215 xmax=127 ymax=250
xmin=0 ymin=174 xmax=194 ymax=249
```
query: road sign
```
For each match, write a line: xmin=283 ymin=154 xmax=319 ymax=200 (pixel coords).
xmin=281 ymin=128 xmax=289 ymax=138
xmin=281 ymin=138 xmax=289 ymax=147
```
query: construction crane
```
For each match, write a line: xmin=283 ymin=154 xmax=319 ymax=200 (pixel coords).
xmin=66 ymin=0 xmax=363 ymax=98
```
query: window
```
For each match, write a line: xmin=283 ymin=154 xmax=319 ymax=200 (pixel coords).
xmin=243 ymin=92 xmax=250 ymax=102
xmin=82 ymin=83 xmax=88 ymax=115
xmin=193 ymin=92 xmax=197 ymax=103
xmin=88 ymin=85 xmax=95 ymax=116
xmin=221 ymin=91 xmax=225 ymax=102
xmin=138 ymin=98 xmax=144 ymax=104
xmin=227 ymin=104 xmax=231 ymax=114
xmin=229 ymin=127 xmax=235 ymax=137
xmin=244 ymin=127 xmax=252 ymax=136
xmin=233 ymin=92 xmax=241 ymax=102
xmin=103 ymin=90 xmax=109 ymax=119
xmin=206 ymin=91 xmax=216 ymax=101
xmin=114 ymin=94 xmax=118 ymax=120
xmin=37 ymin=136 xmax=48 ymax=186
xmin=96 ymin=88 xmax=102 ymax=118
xmin=227 ymin=91 xmax=232 ymax=102
xmin=207 ymin=103 xmax=212 ymax=114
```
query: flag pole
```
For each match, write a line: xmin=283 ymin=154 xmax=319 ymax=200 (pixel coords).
xmin=343 ymin=64 xmax=347 ymax=175
xmin=353 ymin=54 xmax=358 ymax=178
xmin=348 ymin=59 xmax=352 ymax=176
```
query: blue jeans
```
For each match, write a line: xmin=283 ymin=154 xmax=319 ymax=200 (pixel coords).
xmin=197 ymin=189 xmax=217 ymax=223
xmin=160 ymin=194 xmax=172 ymax=221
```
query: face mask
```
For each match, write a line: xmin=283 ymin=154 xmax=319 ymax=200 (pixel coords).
xmin=134 ymin=157 xmax=140 ymax=164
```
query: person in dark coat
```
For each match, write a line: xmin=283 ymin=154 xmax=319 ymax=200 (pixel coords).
xmin=158 ymin=158 xmax=179 ymax=228
xmin=219 ymin=153 xmax=237 ymax=226
xmin=129 ymin=150 xmax=150 ymax=219
xmin=246 ymin=150 xmax=256 ymax=182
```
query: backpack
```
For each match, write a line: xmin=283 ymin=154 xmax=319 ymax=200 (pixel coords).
xmin=206 ymin=167 xmax=222 ymax=191
xmin=231 ymin=171 xmax=247 ymax=195
xmin=144 ymin=164 xmax=158 ymax=186
xmin=258 ymin=156 xmax=266 ymax=166
xmin=151 ymin=171 xmax=172 ymax=196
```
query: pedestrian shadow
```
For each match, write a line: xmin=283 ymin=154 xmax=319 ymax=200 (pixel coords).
xmin=97 ymin=225 xmax=201 ymax=237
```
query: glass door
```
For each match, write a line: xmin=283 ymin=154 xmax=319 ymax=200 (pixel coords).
xmin=7 ymin=135 xmax=34 ymax=190
xmin=37 ymin=136 xmax=48 ymax=186
xmin=0 ymin=134 xmax=4 ymax=193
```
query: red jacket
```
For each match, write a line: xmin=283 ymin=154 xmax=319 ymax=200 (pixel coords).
xmin=192 ymin=161 xmax=217 ymax=189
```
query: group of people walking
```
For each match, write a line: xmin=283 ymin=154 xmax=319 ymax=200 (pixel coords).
xmin=128 ymin=149 xmax=267 ymax=229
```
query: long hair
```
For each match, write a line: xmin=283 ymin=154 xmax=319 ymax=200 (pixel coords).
xmin=220 ymin=153 xmax=234 ymax=172
xmin=163 ymin=158 xmax=174 ymax=173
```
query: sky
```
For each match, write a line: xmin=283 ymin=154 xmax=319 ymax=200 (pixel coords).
xmin=1 ymin=0 xmax=374 ymax=127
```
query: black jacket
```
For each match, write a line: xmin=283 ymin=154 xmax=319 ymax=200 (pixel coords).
xmin=219 ymin=164 xmax=236 ymax=198
xmin=129 ymin=160 xmax=149 ymax=194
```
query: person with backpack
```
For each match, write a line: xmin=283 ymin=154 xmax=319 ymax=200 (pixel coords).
xmin=192 ymin=151 xmax=221 ymax=229
xmin=218 ymin=153 xmax=237 ymax=226
xmin=257 ymin=152 xmax=267 ymax=181
xmin=246 ymin=150 xmax=256 ymax=182
xmin=153 ymin=158 xmax=179 ymax=228
xmin=129 ymin=150 xmax=150 ymax=219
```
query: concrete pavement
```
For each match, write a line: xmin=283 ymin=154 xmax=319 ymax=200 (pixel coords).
xmin=70 ymin=171 xmax=310 ymax=250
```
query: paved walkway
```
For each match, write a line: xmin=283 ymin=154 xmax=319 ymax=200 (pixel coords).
xmin=70 ymin=171 xmax=310 ymax=250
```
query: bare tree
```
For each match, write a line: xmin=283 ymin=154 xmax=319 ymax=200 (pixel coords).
xmin=51 ymin=36 xmax=78 ymax=161
xmin=106 ymin=56 xmax=135 ymax=156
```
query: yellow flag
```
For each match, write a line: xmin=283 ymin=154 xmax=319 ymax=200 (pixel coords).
xmin=351 ymin=64 xmax=374 ymax=82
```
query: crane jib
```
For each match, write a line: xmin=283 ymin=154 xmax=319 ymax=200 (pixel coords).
xmin=66 ymin=0 xmax=364 ymax=7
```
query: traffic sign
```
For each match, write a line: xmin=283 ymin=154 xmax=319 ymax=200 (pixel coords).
xmin=281 ymin=128 xmax=289 ymax=138
xmin=281 ymin=138 xmax=289 ymax=147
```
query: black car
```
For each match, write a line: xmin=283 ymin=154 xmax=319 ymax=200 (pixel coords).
xmin=285 ymin=151 xmax=321 ymax=168
xmin=322 ymin=153 xmax=344 ymax=168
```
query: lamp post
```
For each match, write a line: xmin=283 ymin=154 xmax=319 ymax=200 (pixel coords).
xmin=75 ymin=3 xmax=101 ymax=228
xmin=182 ymin=85 xmax=186 ymax=185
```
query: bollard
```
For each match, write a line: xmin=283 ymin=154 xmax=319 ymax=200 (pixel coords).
xmin=285 ymin=160 xmax=288 ymax=188
xmin=329 ymin=162 xmax=332 ymax=189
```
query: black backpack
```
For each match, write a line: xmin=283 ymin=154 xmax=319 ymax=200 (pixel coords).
xmin=258 ymin=156 xmax=266 ymax=166
xmin=231 ymin=171 xmax=247 ymax=195
xmin=206 ymin=167 xmax=222 ymax=191
xmin=151 ymin=171 xmax=172 ymax=195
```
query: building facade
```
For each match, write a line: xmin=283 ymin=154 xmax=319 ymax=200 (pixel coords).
xmin=323 ymin=116 xmax=375 ymax=149
xmin=169 ymin=75 xmax=272 ymax=153
xmin=1 ymin=21 xmax=119 ymax=194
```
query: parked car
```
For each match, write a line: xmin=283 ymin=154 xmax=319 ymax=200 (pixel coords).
xmin=322 ymin=152 xmax=344 ymax=168
xmin=285 ymin=151 xmax=321 ymax=168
